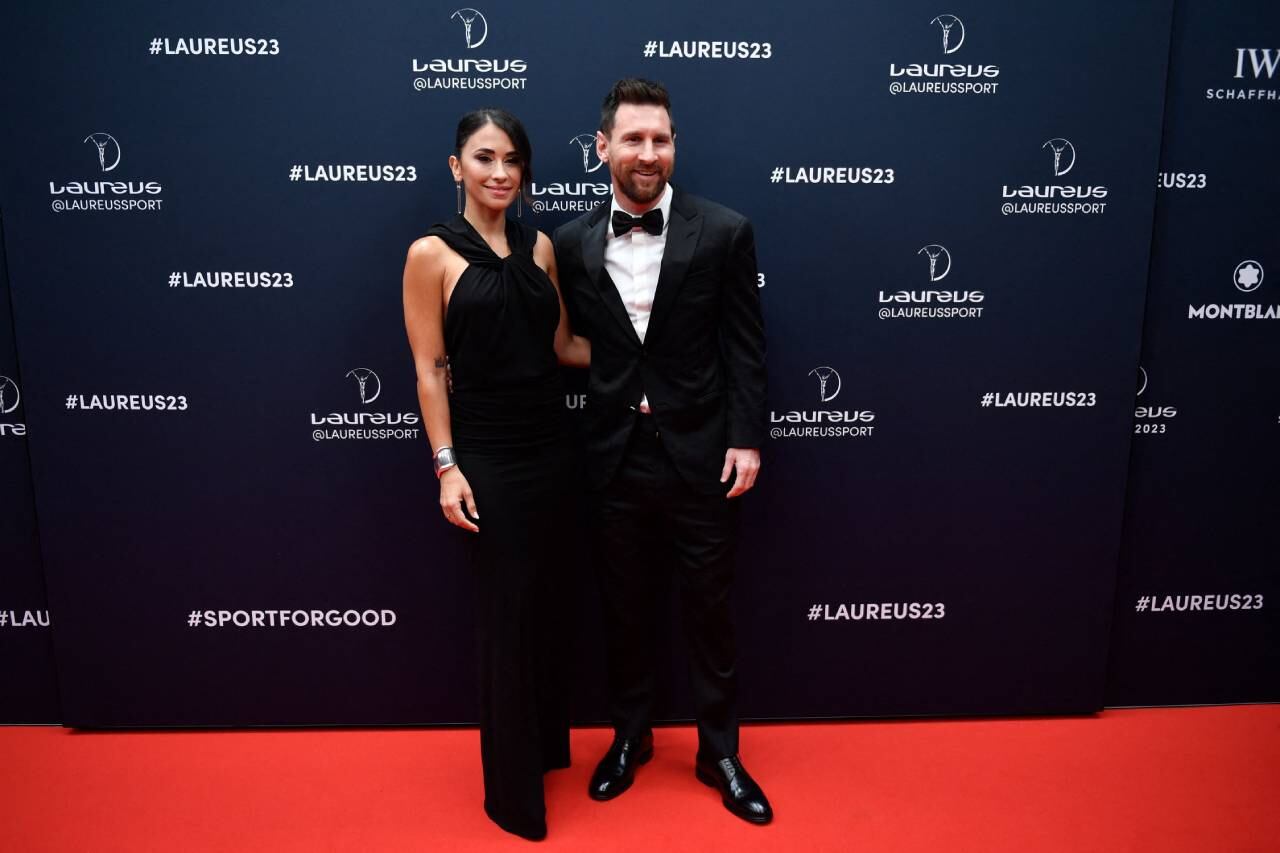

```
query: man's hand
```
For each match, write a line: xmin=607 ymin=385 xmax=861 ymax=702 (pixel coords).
xmin=721 ymin=448 xmax=761 ymax=499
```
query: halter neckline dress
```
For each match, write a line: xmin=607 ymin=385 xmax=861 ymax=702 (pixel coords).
xmin=424 ymin=214 xmax=573 ymax=840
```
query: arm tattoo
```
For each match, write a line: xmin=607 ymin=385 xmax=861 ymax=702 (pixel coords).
xmin=434 ymin=357 xmax=447 ymax=369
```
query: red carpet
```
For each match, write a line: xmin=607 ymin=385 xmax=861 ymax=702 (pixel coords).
xmin=2 ymin=706 xmax=1277 ymax=851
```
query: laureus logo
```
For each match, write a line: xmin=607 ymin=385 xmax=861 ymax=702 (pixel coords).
xmin=0 ymin=376 xmax=19 ymax=414
xmin=345 ymin=368 xmax=381 ymax=405
xmin=1134 ymin=367 xmax=1176 ymax=420
xmin=1042 ymin=138 xmax=1076 ymax=177
xmin=311 ymin=368 xmax=418 ymax=439
xmin=570 ymin=134 xmax=604 ymax=173
xmin=930 ymin=14 xmax=965 ymax=54
xmin=917 ymin=244 xmax=952 ymax=282
xmin=808 ymin=366 xmax=841 ymax=403
xmin=1000 ymin=137 xmax=1106 ymax=215
xmin=770 ymin=366 xmax=872 ymax=437
xmin=451 ymin=8 xmax=488 ymax=49
xmin=83 ymin=133 xmax=121 ymax=172
xmin=1233 ymin=260 xmax=1264 ymax=293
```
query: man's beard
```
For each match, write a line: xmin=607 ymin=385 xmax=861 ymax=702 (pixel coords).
xmin=615 ymin=165 xmax=669 ymax=208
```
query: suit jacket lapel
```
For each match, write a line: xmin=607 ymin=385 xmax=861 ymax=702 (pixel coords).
xmin=582 ymin=203 xmax=642 ymax=346
xmin=646 ymin=189 xmax=702 ymax=345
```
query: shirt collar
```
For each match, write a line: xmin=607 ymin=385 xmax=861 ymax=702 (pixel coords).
xmin=607 ymin=183 xmax=673 ymax=240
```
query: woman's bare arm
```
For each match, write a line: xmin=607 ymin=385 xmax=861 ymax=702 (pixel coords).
xmin=403 ymin=237 xmax=479 ymax=532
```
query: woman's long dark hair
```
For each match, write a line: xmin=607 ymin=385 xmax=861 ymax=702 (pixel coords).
xmin=455 ymin=108 xmax=533 ymax=187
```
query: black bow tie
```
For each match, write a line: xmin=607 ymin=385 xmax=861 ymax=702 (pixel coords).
xmin=612 ymin=208 xmax=664 ymax=238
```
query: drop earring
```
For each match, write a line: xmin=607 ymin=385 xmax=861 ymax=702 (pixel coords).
xmin=455 ymin=182 xmax=463 ymax=215
xmin=517 ymin=186 xmax=523 ymax=218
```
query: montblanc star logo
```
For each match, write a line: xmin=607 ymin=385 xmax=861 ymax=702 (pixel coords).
xmin=1233 ymin=260 xmax=1264 ymax=293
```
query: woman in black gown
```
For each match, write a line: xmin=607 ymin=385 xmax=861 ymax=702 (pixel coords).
xmin=402 ymin=109 xmax=589 ymax=840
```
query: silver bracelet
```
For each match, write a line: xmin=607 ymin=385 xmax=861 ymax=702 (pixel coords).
xmin=433 ymin=446 xmax=458 ymax=478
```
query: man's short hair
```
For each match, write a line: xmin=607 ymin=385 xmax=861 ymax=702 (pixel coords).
xmin=600 ymin=78 xmax=675 ymax=138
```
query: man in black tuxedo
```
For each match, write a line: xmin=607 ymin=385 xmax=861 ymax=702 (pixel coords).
xmin=552 ymin=78 xmax=771 ymax=824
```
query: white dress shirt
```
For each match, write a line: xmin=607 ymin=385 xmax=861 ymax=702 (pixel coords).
xmin=605 ymin=184 xmax=673 ymax=413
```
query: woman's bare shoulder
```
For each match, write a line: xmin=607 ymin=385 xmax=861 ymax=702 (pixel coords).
xmin=406 ymin=234 xmax=447 ymax=263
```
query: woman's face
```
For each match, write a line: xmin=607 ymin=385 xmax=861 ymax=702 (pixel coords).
xmin=450 ymin=122 xmax=523 ymax=214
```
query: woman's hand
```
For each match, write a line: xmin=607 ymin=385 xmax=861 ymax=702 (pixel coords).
xmin=439 ymin=467 xmax=479 ymax=533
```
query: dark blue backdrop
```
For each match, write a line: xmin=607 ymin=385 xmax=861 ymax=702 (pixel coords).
xmin=0 ymin=221 xmax=60 ymax=723
xmin=0 ymin=0 xmax=1271 ymax=727
xmin=1106 ymin=0 xmax=1279 ymax=706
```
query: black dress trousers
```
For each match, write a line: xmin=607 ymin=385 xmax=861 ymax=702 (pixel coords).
xmin=593 ymin=413 xmax=741 ymax=759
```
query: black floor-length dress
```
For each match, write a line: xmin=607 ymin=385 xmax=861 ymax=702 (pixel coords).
xmin=425 ymin=215 xmax=572 ymax=839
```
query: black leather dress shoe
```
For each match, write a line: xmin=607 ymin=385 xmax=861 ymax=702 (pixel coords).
xmin=588 ymin=734 xmax=654 ymax=801
xmin=695 ymin=754 xmax=774 ymax=824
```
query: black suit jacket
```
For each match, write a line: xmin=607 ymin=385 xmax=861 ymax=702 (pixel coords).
xmin=553 ymin=188 xmax=767 ymax=494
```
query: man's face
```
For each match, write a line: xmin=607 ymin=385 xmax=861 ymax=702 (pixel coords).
xmin=597 ymin=103 xmax=675 ymax=212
